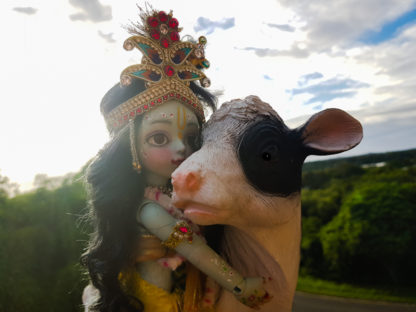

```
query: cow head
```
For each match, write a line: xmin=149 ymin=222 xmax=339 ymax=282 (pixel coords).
xmin=172 ymin=96 xmax=362 ymax=228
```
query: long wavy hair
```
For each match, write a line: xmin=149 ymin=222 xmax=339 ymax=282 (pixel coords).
xmin=81 ymin=79 xmax=217 ymax=312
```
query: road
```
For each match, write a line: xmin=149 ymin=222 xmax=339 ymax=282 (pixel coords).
xmin=293 ymin=291 xmax=416 ymax=312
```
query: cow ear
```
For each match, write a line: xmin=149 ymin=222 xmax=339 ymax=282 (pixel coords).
xmin=300 ymin=108 xmax=363 ymax=155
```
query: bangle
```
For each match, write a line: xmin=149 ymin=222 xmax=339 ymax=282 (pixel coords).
xmin=238 ymin=291 xmax=272 ymax=310
xmin=162 ymin=221 xmax=193 ymax=249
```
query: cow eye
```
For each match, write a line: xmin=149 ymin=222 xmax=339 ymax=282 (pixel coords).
xmin=262 ymin=152 xmax=271 ymax=161
xmin=238 ymin=119 xmax=303 ymax=196
xmin=261 ymin=145 xmax=279 ymax=161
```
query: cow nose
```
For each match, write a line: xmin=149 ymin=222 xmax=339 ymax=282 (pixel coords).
xmin=172 ymin=171 xmax=201 ymax=193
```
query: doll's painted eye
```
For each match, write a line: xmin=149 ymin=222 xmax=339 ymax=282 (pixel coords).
xmin=147 ymin=133 xmax=169 ymax=146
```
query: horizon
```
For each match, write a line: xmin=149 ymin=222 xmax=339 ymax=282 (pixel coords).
xmin=1 ymin=0 xmax=416 ymax=190
xmin=4 ymin=146 xmax=415 ymax=194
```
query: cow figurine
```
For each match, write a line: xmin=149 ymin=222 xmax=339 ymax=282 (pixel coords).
xmin=172 ymin=95 xmax=363 ymax=312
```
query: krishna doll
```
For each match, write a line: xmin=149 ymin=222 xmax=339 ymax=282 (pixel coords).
xmin=81 ymin=6 xmax=271 ymax=312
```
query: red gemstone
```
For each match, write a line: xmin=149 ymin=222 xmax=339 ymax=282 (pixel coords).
xmin=164 ymin=65 xmax=175 ymax=77
xmin=181 ymin=96 xmax=186 ymax=102
xmin=137 ymin=108 xmax=142 ymax=113
xmin=158 ymin=11 xmax=168 ymax=22
xmin=150 ymin=101 xmax=155 ymax=106
xmin=144 ymin=105 xmax=148 ymax=110
xmin=169 ymin=92 xmax=174 ymax=97
xmin=157 ymin=98 xmax=162 ymax=103
xmin=176 ymin=93 xmax=181 ymax=98
xmin=123 ymin=115 xmax=128 ymax=120
xmin=161 ymin=37 xmax=169 ymax=48
xmin=151 ymin=30 xmax=160 ymax=40
xmin=170 ymin=31 xmax=179 ymax=41
xmin=163 ymin=95 xmax=168 ymax=100
xmin=193 ymin=103 xmax=197 ymax=107
xmin=147 ymin=17 xmax=158 ymax=27
xmin=129 ymin=111 xmax=135 ymax=117
xmin=169 ymin=18 xmax=179 ymax=28
xmin=179 ymin=227 xmax=188 ymax=233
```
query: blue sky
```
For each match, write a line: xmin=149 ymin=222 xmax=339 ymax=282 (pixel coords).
xmin=361 ymin=8 xmax=416 ymax=44
xmin=1 ymin=0 xmax=416 ymax=190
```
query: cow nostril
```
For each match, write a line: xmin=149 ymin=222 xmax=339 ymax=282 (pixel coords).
xmin=172 ymin=171 xmax=201 ymax=193
xmin=185 ymin=172 xmax=201 ymax=192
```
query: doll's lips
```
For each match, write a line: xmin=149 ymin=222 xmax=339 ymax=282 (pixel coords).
xmin=171 ymin=158 xmax=185 ymax=166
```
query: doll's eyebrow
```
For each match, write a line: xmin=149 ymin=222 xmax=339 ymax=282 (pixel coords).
xmin=150 ymin=120 xmax=199 ymax=127
xmin=150 ymin=119 xmax=172 ymax=125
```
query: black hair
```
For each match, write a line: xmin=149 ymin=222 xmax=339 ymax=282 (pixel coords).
xmin=81 ymin=79 xmax=217 ymax=312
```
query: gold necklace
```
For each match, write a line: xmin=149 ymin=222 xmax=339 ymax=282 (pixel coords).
xmin=150 ymin=184 xmax=172 ymax=197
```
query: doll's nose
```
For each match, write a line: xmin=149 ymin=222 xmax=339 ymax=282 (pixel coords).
xmin=172 ymin=137 xmax=186 ymax=155
xmin=172 ymin=171 xmax=201 ymax=193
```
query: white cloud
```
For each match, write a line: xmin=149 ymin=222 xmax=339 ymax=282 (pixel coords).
xmin=279 ymin=0 xmax=416 ymax=51
xmin=266 ymin=23 xmax=295 ymax=32
xmin=194 ymin=17 xmax=235 ymax=34
xmin=13 ymin=7 xmax=37 ymax=15
xmin=98 ymin=30 xmax=116 ymax=43
xmin=1 ymin=0 xmax=415 ymax=189
xmin=69 ymin=0 xmax=112 ymax=22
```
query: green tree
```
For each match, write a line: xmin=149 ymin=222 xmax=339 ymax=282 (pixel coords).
xmin=320 ymin=181 xmax=416 ymax=285
xmin=0 ymin=175 xmax=88 ymax=312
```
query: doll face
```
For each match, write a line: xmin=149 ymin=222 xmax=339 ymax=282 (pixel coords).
xmin=137 ymin=100 xmax=200 ymax=184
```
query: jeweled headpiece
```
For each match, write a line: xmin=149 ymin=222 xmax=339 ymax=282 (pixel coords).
xmin=104 ymin=9 xmax=211 ymax=132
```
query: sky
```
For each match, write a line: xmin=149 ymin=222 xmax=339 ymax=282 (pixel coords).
xmin=1 ymin=0 xmax=416 ymax=190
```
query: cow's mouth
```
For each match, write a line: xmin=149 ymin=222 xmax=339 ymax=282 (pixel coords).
xmin=173 ymin=199 xmax=219 ymax=225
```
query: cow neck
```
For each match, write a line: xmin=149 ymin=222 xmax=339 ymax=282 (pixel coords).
xmin=238 ymin=199 xmax=301 ymax=296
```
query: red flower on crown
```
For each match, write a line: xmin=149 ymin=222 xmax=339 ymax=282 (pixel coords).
xmin=146 ymin=11 xmax=180 ymax=49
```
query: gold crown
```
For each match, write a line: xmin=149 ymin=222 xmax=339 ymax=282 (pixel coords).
xmin=104 ymin=9 xmax=211 ymax=132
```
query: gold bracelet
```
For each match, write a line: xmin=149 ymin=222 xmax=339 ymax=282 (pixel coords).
xmin=238 ymin=291 xmax=272 ymax=309
xmin=162 ymin=221 xmax=193 ymax=249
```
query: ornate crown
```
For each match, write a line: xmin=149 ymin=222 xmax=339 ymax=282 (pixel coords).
xmin=104 ymin=9 xmax=211 ymax=132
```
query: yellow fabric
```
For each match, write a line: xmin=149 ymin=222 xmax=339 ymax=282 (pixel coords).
xmin=119 ymin=270 xmax=180 ymax=312
xmin=183 ymin=264 xmax=203 ymax=312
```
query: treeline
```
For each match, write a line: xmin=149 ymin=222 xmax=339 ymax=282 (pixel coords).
xmin=0 ymin=149 xmax=415 ymax=311
xmin=303 ymin=148 xmax=416 ymax=172
xmin=0 ymin=174 xmax=88 ymax=312
xmin=301 ymin=156 xmax=416 ymax=286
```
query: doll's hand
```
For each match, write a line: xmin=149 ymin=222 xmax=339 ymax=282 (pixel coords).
xmin=135 ymin=235 xmax=169 ymax=262
xmin=233 ymin=277 xmax=272 ymax=310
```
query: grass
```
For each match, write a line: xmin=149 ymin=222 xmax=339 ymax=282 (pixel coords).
xmin=296 ymin=275 xmax=416 ymax=304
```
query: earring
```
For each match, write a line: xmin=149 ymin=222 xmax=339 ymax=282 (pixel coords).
xmin=129 ymin=118 xmax=141 ymax=174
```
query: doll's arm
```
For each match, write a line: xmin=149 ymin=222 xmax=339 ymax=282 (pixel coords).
xmin=139 ymin=202 xmax=270 ymax=309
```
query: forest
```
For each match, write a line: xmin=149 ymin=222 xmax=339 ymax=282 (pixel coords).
xmin=0 ymin=149 xmax=415 ymax=311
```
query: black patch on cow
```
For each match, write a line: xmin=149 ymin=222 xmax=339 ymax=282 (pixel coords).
xmin=237 ymin=117 xmax=305 ymax=196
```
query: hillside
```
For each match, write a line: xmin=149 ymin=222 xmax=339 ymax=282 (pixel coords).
xmin=303 ymin=148 xmax=416 ymax=172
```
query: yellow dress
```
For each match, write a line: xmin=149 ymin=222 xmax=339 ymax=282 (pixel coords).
xmin=119 ymin=270 xmax=180 ymax=312
xmin=119 ymin=264 xmax=205 ymax=312
xmin=118 ymin=187 xmax=206 ymax=312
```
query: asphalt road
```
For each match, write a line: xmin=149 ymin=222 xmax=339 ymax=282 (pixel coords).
xmin=293 ymin=292 xmax=416 ymax=312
